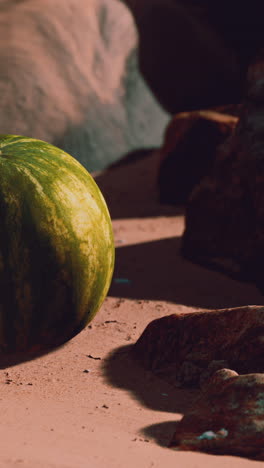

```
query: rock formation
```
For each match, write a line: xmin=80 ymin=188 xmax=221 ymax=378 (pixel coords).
xmin=121 ymin=0 xmax=264 ymax=113
xmin=182 ymin=78 xmax=264 ymax=290
xmin=133 ymin=307 xmax=264 ymax=458
xmin=0 ymin=0 xmax=168 ymax=172
xmin=133 ymin=306 xmax=264 ymax=387
xmin=170 ymin=369 xmax=264 ymax=460
xmin=157 ymin=109 xmax=238 ymax=204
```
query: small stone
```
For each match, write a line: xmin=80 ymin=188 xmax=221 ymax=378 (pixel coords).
xmin=200 ymin=360 xmax=230 ymax=388
xmin=87 ymin=354 xmax=101 ymax=360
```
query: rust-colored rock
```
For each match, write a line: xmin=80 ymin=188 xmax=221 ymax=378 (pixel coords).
xmin=182 ymin=78 xmax=264 ymax=289
xmin=170 ymin=369 xmax=264 ymax=460
xmin=133 ymin=306 xmax=264 ymax=387
xmin=158 ymin=109 xmax=238 ymax=204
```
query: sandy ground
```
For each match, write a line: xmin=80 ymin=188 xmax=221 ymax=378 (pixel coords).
xmin=0 ymin=150 xmax=263 ymax=468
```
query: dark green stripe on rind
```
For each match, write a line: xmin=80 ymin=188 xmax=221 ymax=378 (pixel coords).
xmin=0 ymin=135 xmax=115 ymax=352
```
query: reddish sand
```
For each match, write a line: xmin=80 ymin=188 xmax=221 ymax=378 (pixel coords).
xmin=0 ymin=150 xmax=263 ymax=467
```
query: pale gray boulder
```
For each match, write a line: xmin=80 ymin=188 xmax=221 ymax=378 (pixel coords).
xmin=0 ymin=0 xmax=168 ymax=171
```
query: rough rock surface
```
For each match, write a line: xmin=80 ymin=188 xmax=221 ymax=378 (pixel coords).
xmin=182 ymin=78 xmax=264 ymax=289
xmin=170 ymin=369 xmax=264 ymax=460
xmin=157 ymin=109 xmax=238 ymax=205
xmin=134 ymin=307 xmax=264 ymax=459
xmin=133 ymin=306 xmax=264 ymax=387
xmin=0 ymin=0 xmax=168 ymax=171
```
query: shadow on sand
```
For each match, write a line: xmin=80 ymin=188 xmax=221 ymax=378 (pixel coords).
xmin=102 ymin=343 xmax=196 ymax=446
xmin=0 ymin=339 xmax=69 ymax=369
xmin=102 ymin=344 xmax=197 ymax=414
xmin=94 ymin=149 xmax=182 ymax=219
xmin=110 ymin=236 xmax=264 ymax=308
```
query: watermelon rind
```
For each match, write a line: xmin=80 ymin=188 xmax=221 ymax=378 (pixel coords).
xmin=0 ymin=135 xmax=115 ymax=355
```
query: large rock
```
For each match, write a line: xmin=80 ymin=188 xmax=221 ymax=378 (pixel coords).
xmin=182 ymin=78 xmax=264 ymax=289
xmin=121 ymin=1 xmax=264 ymax=113
xmin=0 ymin=0 xmax=168 ymax=171
xmin=157 ymin=109 xmax=238 ymax=205
xmin=170 ymin=369 xmax=264 ymax=460
xmin=133 ymin=306 xmax=264 ymax=387
xmin=134 ymin=306 xmax=264 ymax=458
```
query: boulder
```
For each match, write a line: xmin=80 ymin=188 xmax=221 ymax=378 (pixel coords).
xmin=134 ymin=306 xmax=264 ymax=459
xmin=133 ymin=306 xmax=264 ymax=387
xmin=0 ymin=0 xmax=168 ymax=171
xmin=121 ymin=1 xmax=264 ymax=113
xmin=182 ymin=78 xmax=264 ymax=289
xmin=170 ymin=369 xmax=264 ymax=460
xmin=157 ymin=109 xmax=238 ymax=205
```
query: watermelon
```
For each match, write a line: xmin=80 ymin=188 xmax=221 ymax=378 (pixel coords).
xmin=0 ymin=135 xmax=114 ymax=356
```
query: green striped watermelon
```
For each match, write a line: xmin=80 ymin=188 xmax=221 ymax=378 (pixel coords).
xmin=0 ymin=135 xmax=114 ymax=356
